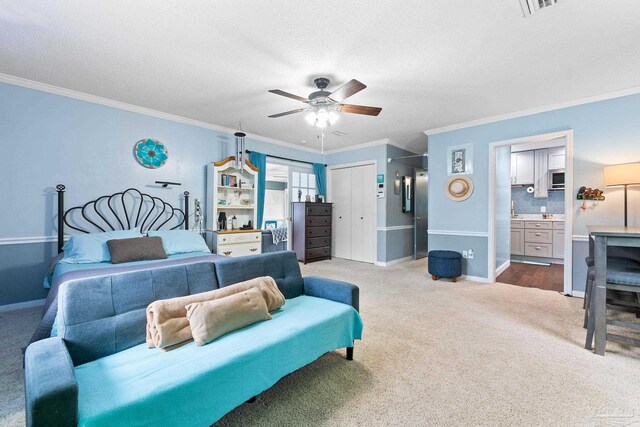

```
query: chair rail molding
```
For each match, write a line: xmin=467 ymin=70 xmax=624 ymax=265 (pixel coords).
xmin=428 ymin=229 xmax=489 ymax=237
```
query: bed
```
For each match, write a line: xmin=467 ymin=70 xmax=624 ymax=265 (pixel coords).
xmin=29 ymin=185 xmax=222 ymax=346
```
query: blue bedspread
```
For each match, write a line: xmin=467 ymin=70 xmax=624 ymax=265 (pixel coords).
xmin=74 ymin=295 xmax=363 ymax=427
xmin=43 ymin=252 xmax=210 ymax=289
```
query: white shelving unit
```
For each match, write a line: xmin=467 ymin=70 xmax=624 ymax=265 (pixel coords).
xmin=206 ymin=157 xmax=262 ymax=256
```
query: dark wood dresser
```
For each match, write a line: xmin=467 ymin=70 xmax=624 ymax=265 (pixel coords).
xmin=292 ymin=202 xmax=332 ymax=264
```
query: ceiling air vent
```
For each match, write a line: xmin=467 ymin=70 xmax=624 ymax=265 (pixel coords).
xmin=520 ymin=0 xmax=558 ymax=17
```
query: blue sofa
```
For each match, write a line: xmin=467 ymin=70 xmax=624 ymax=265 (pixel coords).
xmin=24 ymin=251 xmax=361 ymax=427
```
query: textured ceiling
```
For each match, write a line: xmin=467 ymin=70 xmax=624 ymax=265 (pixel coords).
xmin=2 ymin=1 xmax=640 ymax=153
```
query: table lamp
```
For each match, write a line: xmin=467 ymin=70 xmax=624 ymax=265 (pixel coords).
xmin=604 ymin=162 xmax=640 ymax=226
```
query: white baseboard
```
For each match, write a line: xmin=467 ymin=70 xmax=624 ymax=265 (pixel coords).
xmin=495 ymin=260 xmax=510 ymax=277
xmin=0 ymin=298 xmax=45 ymax=313
xmin=375 ymin=255 xmax=414 ymax=267
xmin=461 ymin=275 xmax=492 ymax=283
xmin=571 ymin=291 xmax=585 ymax=298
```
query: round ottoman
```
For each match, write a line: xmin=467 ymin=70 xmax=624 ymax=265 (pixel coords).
xmin=428 ymin=250 xmax=462 ymax=282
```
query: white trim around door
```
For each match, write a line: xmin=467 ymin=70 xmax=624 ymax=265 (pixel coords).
xmin=487 ymin=130 xmax=574 ymax=295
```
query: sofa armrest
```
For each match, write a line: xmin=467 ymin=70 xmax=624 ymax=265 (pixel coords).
xmin=303 ymin=276 xmax=359 ymax=312
xmin=24 ymin=337 xmax=78 ymax=427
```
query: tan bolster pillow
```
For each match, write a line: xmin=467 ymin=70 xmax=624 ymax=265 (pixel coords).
xmin=186 ymin=288 xmax=271 ymax=346
xmin=146 ymin=276 xmax=285 ymax=349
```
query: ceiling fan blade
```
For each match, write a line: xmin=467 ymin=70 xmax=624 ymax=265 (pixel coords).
xmin=329 ymin=79 xmax=367 ymax=102
xmin=338 ymin=104 xmax=382 ymax=116
xmin=268 ymin=108 xmax=308 ymax=118
xmin=268 ymin=89 xmax=308 ymax=103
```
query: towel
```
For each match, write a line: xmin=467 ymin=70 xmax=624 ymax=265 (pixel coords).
xmin=271 ymin=227 xmax=288 ymax=245
xmin=146 ymin=276 xmax=285 ymax=350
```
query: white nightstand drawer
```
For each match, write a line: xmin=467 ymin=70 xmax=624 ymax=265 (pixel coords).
xmin=218 ymin=242 xmax=261 ymax=257
xmin=511 ymin=220 xmax=525 ymax=229
xmin=217 ymin=232 xmax=261 ymax=245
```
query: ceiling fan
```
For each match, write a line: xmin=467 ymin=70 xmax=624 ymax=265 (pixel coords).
xmin=268 ymin=77 xmax=382 ymax=128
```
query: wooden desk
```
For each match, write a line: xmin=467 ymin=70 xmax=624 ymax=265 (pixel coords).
xmin=587 ymin=226 xmax=640 ymax=355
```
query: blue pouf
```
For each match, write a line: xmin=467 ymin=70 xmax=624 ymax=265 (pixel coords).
xmin=428 ymin=250 xmax=462 ymax=282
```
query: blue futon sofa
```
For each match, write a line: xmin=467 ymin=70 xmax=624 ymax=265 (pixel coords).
xmin=24 ymin=251 xmax=362 ymax=427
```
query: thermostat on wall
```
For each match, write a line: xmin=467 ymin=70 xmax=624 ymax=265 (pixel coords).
xmin=377 ymin=173 xmax=385 ymax=198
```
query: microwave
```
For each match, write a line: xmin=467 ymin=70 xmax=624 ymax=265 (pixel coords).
xmin=549 ymin=170 xmax=565 ymax=190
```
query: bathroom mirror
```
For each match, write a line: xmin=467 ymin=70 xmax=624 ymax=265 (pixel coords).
xmin=402 ymin=176 xmax=412 ymax=213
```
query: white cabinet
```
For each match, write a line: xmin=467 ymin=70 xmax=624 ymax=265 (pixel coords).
xmin=533 ymin=149 xmax=549 ymax=199
xmin=552 ymin=229 xmax=565 ymax=258
xmin=511 ymin=151 xmax=534 ymax=185
xmin=206 ymin=157 xmax=261 ymax=257
xmin=510 ymin=228 xmax=525 ymax=255
xmin=548 ymin=146 xmax=566 ymax=170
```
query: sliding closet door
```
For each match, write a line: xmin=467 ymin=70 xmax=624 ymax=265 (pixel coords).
xmin=350 ymin=166 xmax=365 ymax=262
xmin=332 ymin=167 xmax=352 ymax=259
xmin=361 ymin=164 xmax=377 ymax=263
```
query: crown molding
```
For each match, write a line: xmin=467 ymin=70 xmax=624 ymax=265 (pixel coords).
xmin=323 ymin=138 xmax=390 ymax=155
xmin=0 ymin=73 xmax=322 ymax=154
xmin=424 ymin=86 xmax=640 ymax=136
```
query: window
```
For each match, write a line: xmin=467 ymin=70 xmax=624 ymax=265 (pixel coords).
xmin=292 ymin=171 xmax=316 ymax=202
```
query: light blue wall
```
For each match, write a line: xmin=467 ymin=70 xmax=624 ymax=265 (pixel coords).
xmin=428 ymin=92 xmax=640 ymax=289
xmin=0 ymin=82 xmax=322 ymax=306
xmin=495 ymin=146 xmax=511 ymax=269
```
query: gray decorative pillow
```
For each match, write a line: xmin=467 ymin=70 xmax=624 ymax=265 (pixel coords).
xmin=107 ymin=236 xmax=167 ymax=264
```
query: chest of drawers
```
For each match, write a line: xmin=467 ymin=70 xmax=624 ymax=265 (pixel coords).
xmin=292 ymin=202 xmax=332 ymax=264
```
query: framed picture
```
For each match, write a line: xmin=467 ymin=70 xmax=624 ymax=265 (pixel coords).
xmin=447 ymin=144 xmax=473 ymax=176
xmin=264 ymin=220 xmax=277 ymax=230
xmin=228 ymin=175 xmax=238 ymax=187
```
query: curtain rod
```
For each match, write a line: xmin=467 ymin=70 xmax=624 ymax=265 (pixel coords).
xmin=245 ymin=150 xmax=327 ymax=167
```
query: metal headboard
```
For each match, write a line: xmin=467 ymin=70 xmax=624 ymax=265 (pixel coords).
xmin=56 ymin=184 xmax=190 ymax=253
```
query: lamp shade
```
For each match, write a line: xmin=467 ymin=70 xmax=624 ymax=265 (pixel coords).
xmin=604 ymin=162 xmax=640 ymax=186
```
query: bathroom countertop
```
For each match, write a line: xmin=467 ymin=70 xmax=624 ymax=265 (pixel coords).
xmin=511 ymin=214 xmax=565 ymax=221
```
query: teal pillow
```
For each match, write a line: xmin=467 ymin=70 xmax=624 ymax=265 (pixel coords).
xmin=60 ymin=228 xmax=142 ymax=264
xmin=146 ymin=230 xmax=210 ymax=255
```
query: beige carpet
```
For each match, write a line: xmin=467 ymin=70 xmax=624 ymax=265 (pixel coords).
xmin=2 ymin=258 xmax=640 ymax=426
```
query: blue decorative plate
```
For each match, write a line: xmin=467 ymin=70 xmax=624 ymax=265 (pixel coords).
xmin=135 ymin=139 xmax=168 ymax=169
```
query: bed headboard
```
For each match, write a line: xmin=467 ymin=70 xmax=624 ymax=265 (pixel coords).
xmin=56 ymin=184 xmax=190 ymax=253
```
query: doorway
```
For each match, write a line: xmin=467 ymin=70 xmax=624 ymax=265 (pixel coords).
xmin=488 ymin=130 xmax=574 ymax=295
xmin=414 ymin=168 xmax=428 ymax=259
xmin=265 ymin=161 xmax=317 ymax=249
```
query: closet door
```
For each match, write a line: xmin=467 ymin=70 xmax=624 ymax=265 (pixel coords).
xmin=331 ymin=167 xmax=352 ymax=259
xmin=361 ymin=164 xmax=377 ymax=263
xmin=350 ymin=166 xmax=365 ymax=262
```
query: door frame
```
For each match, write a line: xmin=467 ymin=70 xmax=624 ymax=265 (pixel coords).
xmin=487 ymin=130 xmax=574 ymax=295
xmin=327 ymin=160 xmax=378 ymax=264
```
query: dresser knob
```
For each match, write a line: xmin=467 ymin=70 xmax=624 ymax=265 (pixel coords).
xmin=535 ymin=233 xmax=541 ymax=236
xmin=224 ymin=251 xmax=232 ymax=256
xmin=250 ymin=248 xmax=257 ymax=252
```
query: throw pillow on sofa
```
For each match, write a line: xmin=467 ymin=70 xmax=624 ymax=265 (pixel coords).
xmin=186 ymin=288 xmax=272 ymax=346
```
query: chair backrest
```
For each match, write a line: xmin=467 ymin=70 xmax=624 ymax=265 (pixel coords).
xmin=58 ymin=262 xmax=218 ymax=366
xmin=213 ymin=251 xmax=304 ymax=299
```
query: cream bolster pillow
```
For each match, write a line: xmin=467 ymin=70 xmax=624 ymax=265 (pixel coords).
xmin=186 ymin=288 xmax=272 ymax=346
xmin=146 ymin=276 xmax=285 ymax=349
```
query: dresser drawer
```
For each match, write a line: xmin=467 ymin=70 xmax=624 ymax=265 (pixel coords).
xmin=217 ymin=232 xmax=261 ymax=245
xmin=511 ymin=220 xmax=525 ymax=229
xmin=306 ymin=204 xmax=331 ymax=216
xmin=306 ymin=246 xmax=330 ymax=259
xmin=553 ymin=221 xmax=564 ymax=230
xmin=306 ymin=236 xmax=331 ymax=249
xmin=218 ymin=242 xmax=261 ymax=257
xmin=306 ymin=226 xmax=331 ymax=238
xmin=306 ymin=216 xmax=331 ymax=227
xmin=524 ymin=229 xmax=552 ymax=244
xmin=525 ymin=221 xmax=552 ymax=230
xmin=524 ymin=242 xmax=552 ymax=257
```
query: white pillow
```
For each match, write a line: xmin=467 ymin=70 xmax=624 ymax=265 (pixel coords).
xmin=60 ymin=228 xmax=142 ymax=264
